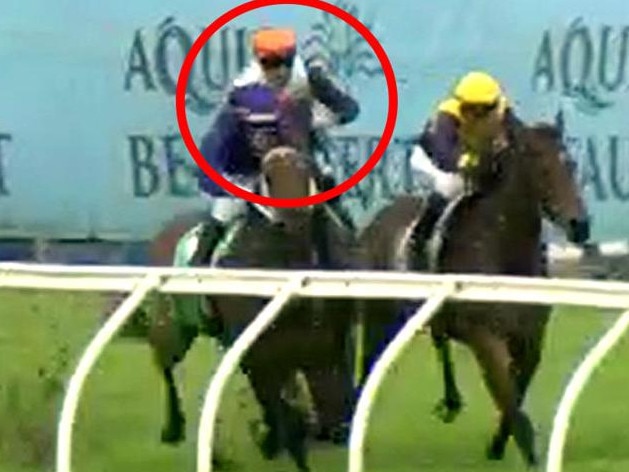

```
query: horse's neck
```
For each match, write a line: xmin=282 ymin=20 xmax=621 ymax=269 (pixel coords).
xmin=227 ymin=213 xmax=315 ymax=267
xmin=497 ymin=144 xmax=542 ymax=234
xmin=445 ymin=147 xmax=542 ymax=271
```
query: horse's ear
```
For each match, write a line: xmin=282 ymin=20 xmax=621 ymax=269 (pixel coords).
xmin=523 ymin=122 xmax=566 ymax=161
xmin=529 ymin=122 xmax=562 ymax=142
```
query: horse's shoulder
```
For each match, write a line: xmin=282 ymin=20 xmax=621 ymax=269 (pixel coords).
xmin=426 ymin=193 xmax=479 ymax=270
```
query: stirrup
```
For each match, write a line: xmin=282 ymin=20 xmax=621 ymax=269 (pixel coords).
xmin=409 ymin=233 xmax=429 ymax=271
xmin=409 ymin=212 xmax=439 ymax=271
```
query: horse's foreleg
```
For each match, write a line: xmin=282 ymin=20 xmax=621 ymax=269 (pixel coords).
xmin=147 ymin=295 xmax=198 ymax=444
xmin=246 ymin=356 xmax=311 ymax=471
xmin=303 ymin=360 xmax=353 ymax=445
xmin=432 ymin=332 xmax=464 ymax=423
xmin=282 ymin=383 xmax=312 ymax=472
xmin=467 ymin=330 xmax=538 ymax=468
xmin=160 ymin=366 xmax=186 ymax=443
xmin=488 ymin=311 xmax=549 ymax=461
xmin=246 ymin=362 xmax=285 ymax=461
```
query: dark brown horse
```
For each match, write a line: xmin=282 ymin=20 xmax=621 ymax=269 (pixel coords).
xmin=145 ymin=145 xmax=359 ymax=472
xmin=356 ymin=121 xmax=590 ymax=467
xmin=351 ymin=194 xmax=426 ymax=383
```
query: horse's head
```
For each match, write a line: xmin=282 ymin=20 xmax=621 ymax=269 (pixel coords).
xmin=258 ymin=145 xmax=318 ymax=229
xmin=527 ymin=123 xmax=591 ymax=245
xmin=458 ymin=120 xmax=590 ymax=247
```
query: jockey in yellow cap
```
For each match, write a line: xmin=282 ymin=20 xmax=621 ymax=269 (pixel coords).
xmin=407 ymin=70 xmax=518 ymax=269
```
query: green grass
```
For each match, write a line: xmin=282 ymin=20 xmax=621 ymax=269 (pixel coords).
xmin=1 ymin=289 xmax=629 ymax=471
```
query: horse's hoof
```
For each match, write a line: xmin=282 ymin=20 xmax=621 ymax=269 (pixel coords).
xmin=205 ymin=316 xmax=225 ymax=338
xmin=212 ymin=453 xmax=237 ymax=471
xmin=249 ymin=421 xmax=281 ymax=460
xmin=160 ymin=418 xmax=186 ymax=444
xmin=524 ymin=452 xmax=540 ymax=469
xmin=315 ymin=423 xmax=349 ymax=446
xmin=330 ymin=422 xmax=350 ymax=446
xmin=160 ymin=428 xmax=185 ymax=444
xmin=486 ymin=440 xmax=505 ymax=461
xmin=315 ymin=427 xmax=331 ymax=442
xmin=432 ymin=398 xmax=463 ymax=424
xmin=259 ymin=432 xmax=281 ymax=460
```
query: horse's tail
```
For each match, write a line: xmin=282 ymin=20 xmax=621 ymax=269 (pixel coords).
xmin=100 ymin=291 xmax=151 ymax=339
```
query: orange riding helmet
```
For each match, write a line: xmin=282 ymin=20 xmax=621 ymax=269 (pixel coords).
xmin=252 ymin=27 xmax=297 ymax=62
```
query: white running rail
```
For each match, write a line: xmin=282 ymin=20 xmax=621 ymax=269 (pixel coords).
xmin=347 ymin=283 xmax=456 ymax=472
xmin=196 ymin=276 xmax=306 ymax=472
xmin=0 ymin=262 xmax=626 ymax=472
xmin=55 ymin=274 xmax=162 ymax=472
xmin=545 ymin=308 xmax=629 ymax=472
xmin=0 ymin=263 xmax=628 ymax=307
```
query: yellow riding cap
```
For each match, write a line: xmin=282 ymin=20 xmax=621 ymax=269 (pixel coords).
xmin=453 ymin=71 xmax=503 ymax=105
xmin=437 ymin=71 xmax=509 ymax=121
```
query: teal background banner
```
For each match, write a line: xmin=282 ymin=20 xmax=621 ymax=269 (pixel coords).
xmin=1 ymin=0 xmax=627 ymax=243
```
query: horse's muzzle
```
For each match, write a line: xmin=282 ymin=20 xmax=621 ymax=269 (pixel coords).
xmin=567 ymin=217 xmax=591 ymax=245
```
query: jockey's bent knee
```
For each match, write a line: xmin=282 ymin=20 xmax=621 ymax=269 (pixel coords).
xmin=409 ymin=145 xmax=464 ymax=201
xmin=210 ymin=197 xmax=248 ymax=224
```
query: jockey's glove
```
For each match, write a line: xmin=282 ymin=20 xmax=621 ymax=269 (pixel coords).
xmin=306 ymin=63 xmax=359 ymax=125
xmin=307 ymin=64 xmax=336 ymax=100
xmin=458 ymin=152 xmax=480 ymax=171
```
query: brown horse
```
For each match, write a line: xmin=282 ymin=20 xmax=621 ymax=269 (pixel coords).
xmin=145 ymin=145 xmax=359 ymax=472
xmin=351 ymin=194 xmax=426 ymax=383
xmin=356 ymin=121 xmax=590 ymax=467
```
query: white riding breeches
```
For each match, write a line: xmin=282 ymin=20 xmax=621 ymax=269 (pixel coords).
xmin=409 ymin=145 xmax=465 ymax=200
xmin=206 ymin=174 xmax=258 ymax=224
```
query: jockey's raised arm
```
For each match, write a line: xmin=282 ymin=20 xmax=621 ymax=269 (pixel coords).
xmin=305 ymin=60 xmax=360 ymax=127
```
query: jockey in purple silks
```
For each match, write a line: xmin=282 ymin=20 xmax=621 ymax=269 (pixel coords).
xmin=191 ymin=27 xmax=360 ymax=266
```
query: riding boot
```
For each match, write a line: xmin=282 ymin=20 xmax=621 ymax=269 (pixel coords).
xmin=409 ymin=192 xmax=448 ymax=271
xmin=189 ymin=217 xmax=227 ymax=266
xmin=313 ymin=207 xmax=332 ymax=268
xmin=189 ymin=217 xmax=227 ymax=339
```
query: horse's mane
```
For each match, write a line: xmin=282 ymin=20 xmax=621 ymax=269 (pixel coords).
xmin=527 ymin=121 xmax=562 ymax=140
xmin=520 ymin=121 xmax=565 ymax=156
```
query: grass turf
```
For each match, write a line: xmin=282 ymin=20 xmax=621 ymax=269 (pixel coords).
xmin=1 ymin=289 xmax=628 ymax=472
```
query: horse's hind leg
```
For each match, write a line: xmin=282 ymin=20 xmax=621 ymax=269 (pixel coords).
xmin=432 ymin=332 xmax=464 ymax=423
xmin=304 ymin=360 xmax=354 ymax=445
xmin=282 ymin=387 xmax=311 ymax=472
xmin=160 ymin=366 xmax=186 ymax=443
xmin=147 ymin=295 xmax=199 ymax=444
xmin=467 ymin=329 xmax=538 ymax=468
xmin=246 ymin=363 xmax=286 ymax=460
